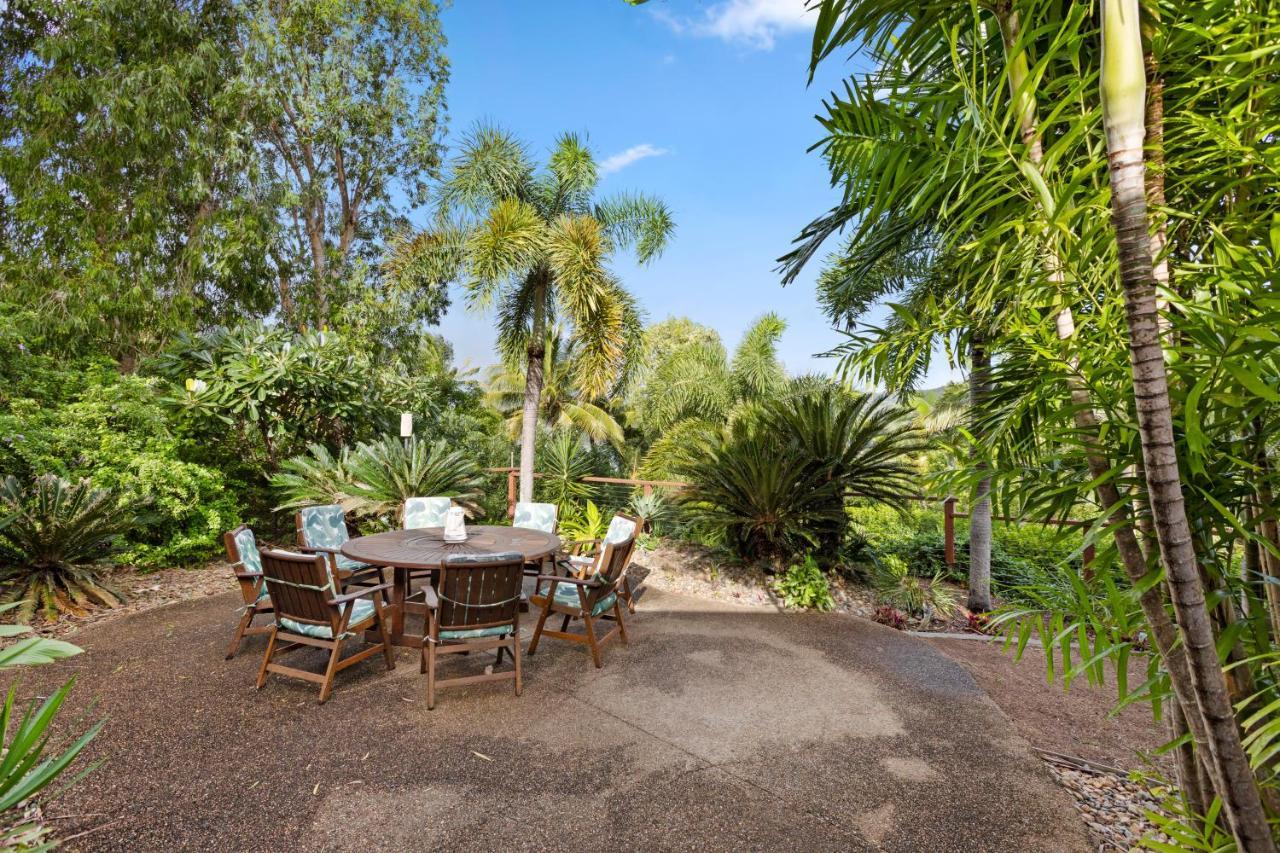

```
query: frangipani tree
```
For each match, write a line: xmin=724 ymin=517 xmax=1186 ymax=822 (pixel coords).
xmin=386 ymin=126 xmax=672 ymax=500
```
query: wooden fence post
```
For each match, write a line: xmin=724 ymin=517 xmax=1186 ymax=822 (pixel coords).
xmin=943 ymin=497 xmax=957 ymax=567
xmin=506 ymin=469 xmax=517 ymax=519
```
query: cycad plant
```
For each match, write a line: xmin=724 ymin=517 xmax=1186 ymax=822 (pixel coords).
xmin=272 ymin=437 xmax=483 ymax=521
xmin=345 ymin=436 xmax=483 ymax=518
xmin=676 ymin=387 xmax=923 ymax=563
xmin=0 ymin=476 xmax=133 ymax=621
xmin=384 ymin=124 xmax=673 ymax=503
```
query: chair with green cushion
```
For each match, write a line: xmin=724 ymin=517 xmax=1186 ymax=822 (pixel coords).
xmin=255 ymin=548 xmax=394 ymax=704
xmin=295 ymin=504 xmax=383 ymax=590
xmin=560 ymin=513 xmax=640 ymax=613
xmin=223 ymin=525 xmax=274 ymax=659
xmin=514 ymin=501 xmax=558 ymax=578
xmin=529 ymin=533 xmax=634 ymax=669
xmin=414 ymin=551 xmax=525 ymax=710
xmin=402 ymin=496 xmax=451 ymax=529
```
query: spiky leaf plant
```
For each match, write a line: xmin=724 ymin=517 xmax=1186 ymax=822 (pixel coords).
xmin=344 ymin=436 xmax=484 ymax=519
xmin=270 ymin=444 xmax=359 ymax=514
xmin=0 ymin=476 xmax=132 ymax=621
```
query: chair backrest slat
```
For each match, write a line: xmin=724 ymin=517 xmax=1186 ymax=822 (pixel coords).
xmin=438 ymin=552 xmax=524 ymax=631
xmin=260 ymin=549 xmax=337 ymax=626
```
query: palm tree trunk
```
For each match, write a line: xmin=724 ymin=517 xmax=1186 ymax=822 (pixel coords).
xmin=996 ymin=1 xmax=1228 ymax=815
xmin=518 ymin=277 xmax=548 ymax=504
xmin=967 ymin=336 xmax=993 ymax=612
xmin=1101 ymin=2 xmax=1273 ymax=847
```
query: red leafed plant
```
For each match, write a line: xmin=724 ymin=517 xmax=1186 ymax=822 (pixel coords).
xmin=872 ymin=605 xmax=908 ymax=630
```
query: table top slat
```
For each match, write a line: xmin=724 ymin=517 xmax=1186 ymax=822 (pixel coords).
xmin=340 ymin=525 xmax=560 ymax=569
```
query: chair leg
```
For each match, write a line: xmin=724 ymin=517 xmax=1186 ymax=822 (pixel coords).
xmin=318 ymin=640 xmax=342 ymax=704
xmin=426 ymin=642 xmax=437 ymax=710
xmin=559 ymin=613 xmax=572 ymax=633
xmin=614 ymin=599 xmax=629 ymax=645
xmin=256 ymin=627 xmax=278 ymax=689
xmin=528 ymin=600 xmax=551 ymax=656
xmin=495 ymin=646 xmax=505 ymax=666
xmin=623 ymin=575 xmax=637 ymax=614
xmin=374 ymin=601 xmax=395 ymax=671
xmin=512 ymin=636 xmax=523 ymax=697
xmin=226 ymin=608 xmax=254 ymax=659
xmin=583 ymin=614 xmax=603 ymax=668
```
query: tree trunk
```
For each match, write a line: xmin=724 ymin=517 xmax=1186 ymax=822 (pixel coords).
xmin=1170 ymin=696 xmax=1211 ymax=823
xmin=306 ymin=201 xmax=329 ymax=325
xmin=968 ymin=337 xmax=993 ymax=612
xmin=995 ymin=1 xmax=1233 ymax=819
xmin=518 ymin=277 xmax=548 ymax=504
xmin=1101 ymin=2 xmax=1273 ymax=847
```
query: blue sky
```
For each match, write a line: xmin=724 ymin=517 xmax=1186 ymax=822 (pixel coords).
xmin=432 ymin=1 xmax=957 ymax=387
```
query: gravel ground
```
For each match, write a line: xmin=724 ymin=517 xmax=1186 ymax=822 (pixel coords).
xmin=1044 ymin=761 xmax=1172 ymax=851
xmin=6 ymin=543 xmax=1182 ymax=849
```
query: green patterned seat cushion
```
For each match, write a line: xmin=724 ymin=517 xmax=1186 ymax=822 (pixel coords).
xmin=552 ymin=583 xmax=617 ymax=616
xmin=513 ymin=502 xmax=557 ymax=533
xmin=233 ymin=527 xmax=270 ymax=602
xmin=334 ymin=554 xmax=372 ymax=573
xmin=604 ymin=515 xmax=637 ymax=545
xmin=403 ymin=496 xmax=450 ymax=530
xmin=439 ymin=624 xmax=515 ymax=641
xmin=298 ymin=505 xmax=350 ymax=550
xmin=279 ymin=599 xmax=374 ymax=640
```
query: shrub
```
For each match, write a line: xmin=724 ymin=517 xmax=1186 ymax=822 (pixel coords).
xmin=559 ymin=500 xmax=609 ymax=544
xmin=872 ymin=604 xmax=908 ymax=630
xmin=872 ymin=554 xmax=956 ymax=621
xmin=0 ymin=602 xmax=103 ymax=847
xmin=0 ymin=476 xmax=135 ymax=620
xmin=272 ymin=437 xmax=483 ymax=523
xmin=676 ymin=388 xmax=922 ymax=563
xmin=773 ymin=555 xmax=835 ymax=611
xmin=0 ymin=369 xmax=239 ymax=568
xmin=536 ymin=430 xmax=594 ymax=510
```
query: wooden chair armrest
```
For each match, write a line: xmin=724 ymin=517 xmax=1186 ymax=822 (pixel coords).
xmin=233 ymin=570 xmax=263 ymax=581
xmin=537 ymin=574 xmax=596 ymax=587
xmin=299 ymin=544 xmax=342 ymax=555
xmin=328 ymin=582 xmax=393 ymax=606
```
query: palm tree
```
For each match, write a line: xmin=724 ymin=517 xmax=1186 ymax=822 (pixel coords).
xmin=485 ymin=326 xmax=624 ymax=448
xmin=1099 ymin=2 xmax=1271 ymax=846
xmin=386 ymin=125 xmax=673 ymax=501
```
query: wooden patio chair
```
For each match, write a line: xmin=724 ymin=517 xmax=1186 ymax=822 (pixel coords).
xmin=513 ymin=501 xmax=558 ymax=578
xmin=559 ymin=513 xmax=641 ymax=613
xmin=530 ymin=533 xmax=634 ymax=668
xmin=223 ymin=525 xmax=274 ymax=659
xmin=255 ymin=549 xmax=395 ymax=704
xmin=415 ymin=551 xmax=525 ymax=710
xmin=295 ymin=504 xmax=385 ymax=594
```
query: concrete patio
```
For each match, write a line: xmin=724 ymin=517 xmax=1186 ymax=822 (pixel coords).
xmin=7 ymin=586 xmax=1089 ymax=851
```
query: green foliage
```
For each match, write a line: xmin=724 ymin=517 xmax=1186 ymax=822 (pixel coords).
xmin=272 ymin=437 xmax=483 ymax=523
xmin=676 ymin=388 xmax=923 ymax=563
xmin=0 ymin=361 xmax=240 ymax=568
xmin=559 ymin=501 xmax=609 ymax=545
xmin=345 ymin=437 xmax=484 ymax=519
xmin=628 ymin=490 xmax=671 ymax=534
xmin=0 ymin=476 xmax=133 ymax=621
xmin=535 ymin=431 xmax=595 ymax=510
xmin=872 ymin=554 xmax=956 ymax=621
xmin=0 ymin=603 xmax=102 ymax=848
xmin=773 ymin=555 xmax=835 ymax=611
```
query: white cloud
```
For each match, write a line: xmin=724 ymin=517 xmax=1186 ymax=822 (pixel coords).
xmin=652 ymin=0 xmax=815 ymax=50
xmin=599 ymin=143 xmax=670 ymax=176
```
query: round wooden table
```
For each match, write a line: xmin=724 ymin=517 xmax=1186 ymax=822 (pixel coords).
xmin=341 ymin=526 xmax=561 ymax=648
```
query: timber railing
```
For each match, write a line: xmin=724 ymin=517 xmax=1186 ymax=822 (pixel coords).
xmin=488 ymin=470 xmax=1094 ymax=569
